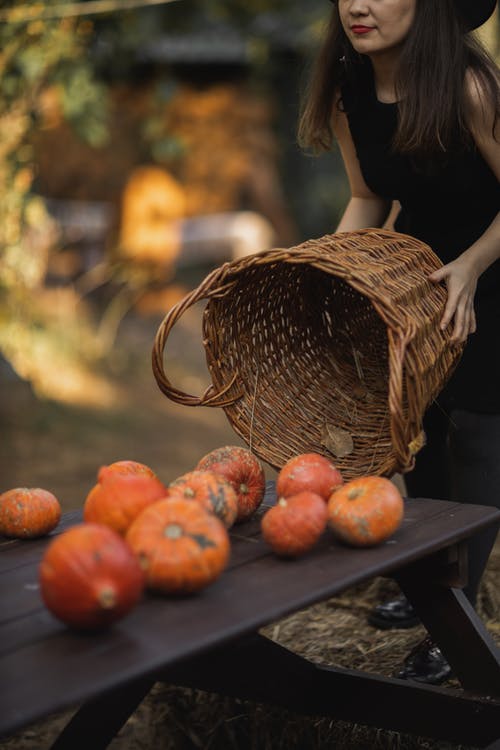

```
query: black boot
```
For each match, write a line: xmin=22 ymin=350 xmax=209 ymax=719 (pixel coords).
xmin=367 ymin=594 xmax=420 ymax=630
xmin=395 ymin=636 xmax=453 ymax=685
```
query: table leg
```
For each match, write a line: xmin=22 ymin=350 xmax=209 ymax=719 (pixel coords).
xmin=163 ymin=632 xmax=500 ymax=747
xmin=49 ymin=675 xmax=155 ymax=750
xmin=396 ymin=556 xmax=500 ymax=697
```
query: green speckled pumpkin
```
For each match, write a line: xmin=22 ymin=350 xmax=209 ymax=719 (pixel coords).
xmin=167 ymin=470 xmax=238 ymax=528
xmin=0 ymin=488 xmax=61 ymax=539
xmin=125 ymin=498 xmax=230 ymax=594
xmin=327 ymin=476 xmax=404 ymax=547
xmin=196 ymin=446 xmax=265 ymax=522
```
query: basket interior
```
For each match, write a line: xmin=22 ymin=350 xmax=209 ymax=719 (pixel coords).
xmin=204 ymin=261 xmax=399 ymax=479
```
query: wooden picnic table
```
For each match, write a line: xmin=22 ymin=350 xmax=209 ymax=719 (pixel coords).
xmin=1 ymin=482 xmax=499 ymax=750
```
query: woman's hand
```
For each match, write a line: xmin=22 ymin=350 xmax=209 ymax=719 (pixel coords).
xmin=428 ymin=256 xmax=479 ymax=343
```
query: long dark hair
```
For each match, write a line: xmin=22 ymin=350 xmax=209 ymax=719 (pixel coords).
xmin=298 ymin=0 xmax=500 ymax=157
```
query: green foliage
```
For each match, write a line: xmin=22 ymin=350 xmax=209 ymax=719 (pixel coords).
xmin=0 ymin=3 xmax=109 ymax=288
xmin=0 ymin=2 xmax=113 ymax=394
xmin=57 ymin=65 xmax=109 ymax=147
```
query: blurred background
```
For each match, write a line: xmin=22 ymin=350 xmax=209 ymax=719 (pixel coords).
xmin=0 ymin=0 xmax=350 ymax=505
xmin=0 ymin=0 xmax=498 ymax=503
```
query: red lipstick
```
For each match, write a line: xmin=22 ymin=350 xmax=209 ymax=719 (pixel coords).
xmin=351 ymin=25 xmax=374 ymax=34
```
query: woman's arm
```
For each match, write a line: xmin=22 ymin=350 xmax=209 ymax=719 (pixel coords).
xmin=428 ymin=73 xmax=500 ymax=343
xmin=332 ymin=102 xmax=392 ymax=231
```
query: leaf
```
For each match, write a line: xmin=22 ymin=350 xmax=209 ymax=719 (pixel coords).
xmin=320 ymin=424 xmax=353 ymax=458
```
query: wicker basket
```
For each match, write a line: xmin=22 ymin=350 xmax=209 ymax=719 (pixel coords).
xmin=152 ymin=229 xmax=463 ymax=479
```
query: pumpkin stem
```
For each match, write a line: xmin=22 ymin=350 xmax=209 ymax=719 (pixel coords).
xmin=240 ymin=483 xmax=249 ymax=495
xmin=164 ymin=523 xmax=183 ymax=539
xmin=347 ymin=488 xmax=364 ymax=501
xmin=278 ymin=497 xmax=288 ymax=507
xmin=98 ymin=586 xmax=117 ymax=610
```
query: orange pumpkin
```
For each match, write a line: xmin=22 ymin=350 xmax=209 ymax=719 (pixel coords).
xmin=327 ymin=476 xmax=404 ymax=547
xmin=97 ymin=460 xmax=158 ymax=482
xmin=84 ymin=472 xmax=167 ymax=535
xmin=126 ymin=497 xmax=230 ymax=594
xmin=167 ymin=470 xmax=238 ymax=528
xmin=39 ymin=523 xmax=144 ymax=630
xmin=261 ymin=491 xmax=328 ymax=557
xmin=196 ymin=445 xmax=266 ymax=522
xmin=276 ymin=453 xmax=343 ymax=501
xmin=0 ymin=488 xmax=61 ymax=539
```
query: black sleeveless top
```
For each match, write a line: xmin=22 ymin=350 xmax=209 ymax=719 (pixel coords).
xmin=341 ymin=63 xmax=500 ymax=414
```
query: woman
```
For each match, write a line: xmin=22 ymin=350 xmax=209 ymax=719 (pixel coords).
xmin=298 ymin=0 xmax=500 ymax=685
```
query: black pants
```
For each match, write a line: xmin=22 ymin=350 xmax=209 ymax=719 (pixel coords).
xmin=404 ymin=402 xmax=500 ymax=606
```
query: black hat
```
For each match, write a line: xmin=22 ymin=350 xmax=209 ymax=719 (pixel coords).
xmin=327 ymin=0 xmax=497 ymax=31
xmin=455 ymin=0 xmax=497 ymax=30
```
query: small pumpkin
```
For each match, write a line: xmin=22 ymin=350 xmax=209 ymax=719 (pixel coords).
xmin=327 ymin=476 xmax=404 ymax=547
xmin=0 ymin=488 xmax=61 ymax=539
xmin=126 ymin=497 xmax=230 ymax=594
xmin=84 ymin=471 xmax=167 ymax=535
xmin=261 ymin=491 xmax=328 ymax=558
xmin=167 ymin=470 xmax=238 ymax=528
xmin=39 ymin=523 xmax=144 ymax=630
xmin=276 ymin=453 xmax=343 ymax=502
xmin=196 ymin=445 xmax=265 ymax=522
xmin=97 ymin=460 xmax=158 ymax=482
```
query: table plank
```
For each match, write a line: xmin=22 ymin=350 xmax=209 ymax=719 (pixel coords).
xmin=0 ymin=492 xmax=499 ymax=738
xmin=0 ymin=498 xmax=269 ymax=575
xmin=0 ymin=511 xmax=82 ymax=574
xmin=0 ymin=493 xmax=492 ymax=628
xmin=0 ymin=523 xmax=270 ymax=627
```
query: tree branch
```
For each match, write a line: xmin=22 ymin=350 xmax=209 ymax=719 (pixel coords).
xmin=0 ymin=0 xmax=181 ymax=23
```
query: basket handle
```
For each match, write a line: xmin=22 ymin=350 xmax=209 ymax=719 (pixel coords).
xmin=388 ymin=328 xmax=424 ymax=474
xmin=152 ymin=264 xmax=243 ymax=408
